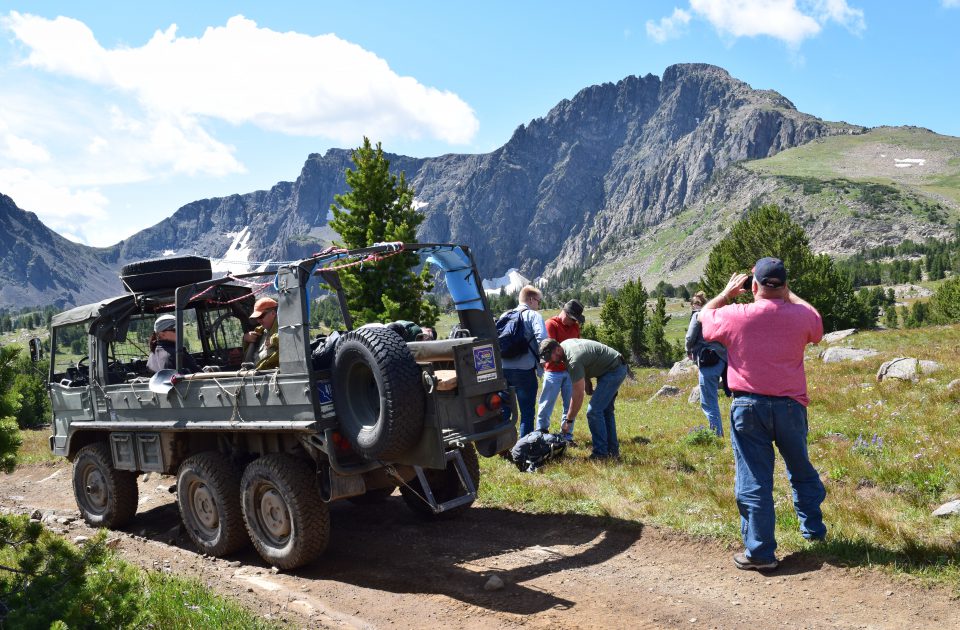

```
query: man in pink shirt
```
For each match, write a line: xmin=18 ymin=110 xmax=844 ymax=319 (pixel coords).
xmin=699 ymin=257 xmax=826 ymax=572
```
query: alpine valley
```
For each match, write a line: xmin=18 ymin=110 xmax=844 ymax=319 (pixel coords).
xmin=2 ymin=63 xmax=958 ymax=309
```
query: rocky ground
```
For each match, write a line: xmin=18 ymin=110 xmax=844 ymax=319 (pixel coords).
xmin=2 ymin=461 xmax=958 ymax=629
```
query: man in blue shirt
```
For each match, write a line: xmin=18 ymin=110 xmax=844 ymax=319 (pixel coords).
xmin=500 ymin=285 xmax=546 ymax=437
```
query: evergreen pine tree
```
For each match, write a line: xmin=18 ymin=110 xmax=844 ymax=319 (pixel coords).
xmin=930 ymin=277 xmax=960 ymax=324
xmin=701 ymin=204 xmax=872 ymax=330
xmin=883 ymin=305 xmax=898 ymax=329
xmin=329 ymin=137 xmax=436 ymax=327
xmin=0 ymin=346 xmax=24 ymax=472
xmin=646 ymin=295 xmax=676 ymax=367
xmin=598 ymin=296 xmax=628 ymax=358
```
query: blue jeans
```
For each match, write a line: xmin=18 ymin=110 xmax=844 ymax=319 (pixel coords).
xmin=730 ymin=393 xmax=827 ymax=562
xmin=698 ymin=360 xmax=725 ymax=437
xmin=536 ymin=370 xmax=572 ymax=436
xmin=503 ymin=368 xmax=539 ymax=438
xmin=587 ymin=363 xmax=628 ymax=457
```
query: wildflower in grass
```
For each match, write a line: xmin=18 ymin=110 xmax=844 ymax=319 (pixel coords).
xmin=852 ymin=433 xmax=884 ymax=455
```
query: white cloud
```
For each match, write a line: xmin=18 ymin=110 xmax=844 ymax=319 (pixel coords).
xmin=0 ymin=12 xmax=479 ymax=245
xmin=0 ymin=167 xmax=108 ymax=239
xmin=0 ymin=128 xmax=50 ymax=164
xmin=650 ymin=0 xmax=865 ymax=47
xmin=809 ymin=0 xmax=865 ymax=34
xmin=3 ymin=12 xmax=479 ymax=144
xmin=646 ymin=8 xmax=692 ymax=43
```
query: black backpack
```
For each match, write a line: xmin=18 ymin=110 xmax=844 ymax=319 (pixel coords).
xmin=310 ymin=331 xmax=341 ymax=371
xmin=510 ymin=431 xmax=567 ymax=472
xmin=496 ymin=307 xmax=533 ymax=359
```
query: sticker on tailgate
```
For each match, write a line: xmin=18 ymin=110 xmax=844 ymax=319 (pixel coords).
xmin=473 ymin=344 xmax=496 ymax=377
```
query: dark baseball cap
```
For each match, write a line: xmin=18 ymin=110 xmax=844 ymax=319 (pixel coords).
xmin=753 ymin=257 xmax=787 ymax=287
xmin=539 ymin=338 xmax=560 ymax=361
xmin=562 ymin=299 xmax=585 ymax=324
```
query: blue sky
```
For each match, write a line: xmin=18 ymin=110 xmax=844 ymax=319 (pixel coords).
xmin=1 ymin=1 xmax=958 ymax=246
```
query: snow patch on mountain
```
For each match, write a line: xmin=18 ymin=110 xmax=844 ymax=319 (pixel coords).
xmin=482 ymin=268 xmax=529 ymax=296
xmin=211 ymin=226 xmax=253 ymax=273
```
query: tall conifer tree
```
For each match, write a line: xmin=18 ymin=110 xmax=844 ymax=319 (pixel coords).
xmin=330 ymin=138 xmax=437 ymax=327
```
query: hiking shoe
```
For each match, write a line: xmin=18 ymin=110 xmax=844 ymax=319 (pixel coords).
xmin=733 ymin=552 xmax=779 ymax=571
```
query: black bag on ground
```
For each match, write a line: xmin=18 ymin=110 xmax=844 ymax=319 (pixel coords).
xmin=510 ymin=431 xmax=567 ymax=473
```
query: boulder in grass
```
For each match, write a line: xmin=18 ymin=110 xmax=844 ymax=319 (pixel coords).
xmin=876 ymin=357 xmax=943 ymax=382
xmin=668 ymin=358 xmax=697 ymax=378
xmin=933 ymin=500 xmax=960 ymax=518
xmin=649 ymin=385 xmax=681 ymax=401
xmin=948 ymin=379 xmax=960 ymax=393
xmin=821 ymin=347 xmax=878 ymax=363
xmin=822 ymin=328 xmax=857 ymax=344
xmin=919 ymin=360 xmax=942 ymax=375
xmin=688 ymin=387 xmax=701 ymax=404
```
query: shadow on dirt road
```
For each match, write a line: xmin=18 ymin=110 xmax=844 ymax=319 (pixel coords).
xmin=131 ymin=494 xmax=641 ymax=616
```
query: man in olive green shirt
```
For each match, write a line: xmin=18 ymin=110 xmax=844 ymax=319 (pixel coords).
xmin=539 ymin=338 xmax=628 ymax=460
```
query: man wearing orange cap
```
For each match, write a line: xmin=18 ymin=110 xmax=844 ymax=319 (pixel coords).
xmin=243 ymin=297 xmax=279 ymax=369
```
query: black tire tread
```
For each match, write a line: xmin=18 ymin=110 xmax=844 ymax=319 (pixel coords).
xmin=240 ymin=454 xmax=329 ymax=570
xmin=176 ymin=451 xmax=249 ymax=556
xmin=72 ymin=442 xmax=138 ymax=529
xmin=400 ymin=445 xmax=480 ymax=520
xmin=120 ymin=255 xmax=212 ymax=293
xmin=333 ymin=326 xmax=425 ymax=460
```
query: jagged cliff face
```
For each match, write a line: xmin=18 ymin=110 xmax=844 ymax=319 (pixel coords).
xmin=412 ymin=64 xmax=859 ymax=279
xmin=0 ymin=195 xmax=119 ymax=308
xmin=108 ymin=63 xmax=860 ymax=282
xmin=0 ymin=63 xmax=917 ymax=309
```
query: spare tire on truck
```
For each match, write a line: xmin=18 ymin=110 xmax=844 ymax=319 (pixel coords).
xmin=120 ymin=255 xmax=212 ymax=292
xmin=332 ymin=326 xmax=425 ymax=460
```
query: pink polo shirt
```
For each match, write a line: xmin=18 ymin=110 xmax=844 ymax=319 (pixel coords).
xmin=699 ymin=298 xmax=823 ymax=406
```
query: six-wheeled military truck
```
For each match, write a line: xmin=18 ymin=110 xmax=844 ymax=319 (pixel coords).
xmin=48 ymin=243 xmax=516 ymax=569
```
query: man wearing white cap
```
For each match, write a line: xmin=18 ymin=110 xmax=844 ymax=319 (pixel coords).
xmin=147 ymin=314 xmax=199 ymax=373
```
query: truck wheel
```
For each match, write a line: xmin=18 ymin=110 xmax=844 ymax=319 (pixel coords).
xmin=332 ymin=326 xmax=425 ymax=460
xmin=120 ymin=255 xmax=212 ymax=293
xmin=400 ymin=445 xmax=480 ymax=520
xmin=177 ymin=452 xmax=249 ymax=556
xmin=240 ymin=454 xmax=329 ymax=570
xmin=72 ymin=443 xmax=138 ymax=528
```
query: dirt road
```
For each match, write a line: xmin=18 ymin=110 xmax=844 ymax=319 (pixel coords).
xmin=2 ymin=460 xmax=956 ymax=629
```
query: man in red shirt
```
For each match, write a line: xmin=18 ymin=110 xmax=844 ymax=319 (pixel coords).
xmin=699 ymin=257 xmax=826 ymax=572
xmin=535 ymin=300 xmax=584 ymax=442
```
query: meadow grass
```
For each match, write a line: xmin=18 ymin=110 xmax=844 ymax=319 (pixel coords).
xmin=16 ymin=427 xmax=59 ymax=465
xmin=478 ymin=323 xmax=960 ymax=587
xmin=142 ymin=572 xmax=277 ymax=629
xmin=18 ymin=315 xmax=960 ymax=588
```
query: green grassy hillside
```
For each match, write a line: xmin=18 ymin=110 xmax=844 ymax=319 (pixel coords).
xmin=745 ymin=126 xmax=960 ymax=208
xmin=580 ymin=127 xmax=960 ymax=291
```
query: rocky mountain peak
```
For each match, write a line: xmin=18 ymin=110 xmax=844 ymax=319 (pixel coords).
xmin=0 ymin=64 xmax=885 ymax=309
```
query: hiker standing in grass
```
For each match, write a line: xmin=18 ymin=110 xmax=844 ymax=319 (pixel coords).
xmin=535 ymin=299 xmax=585 ymax=442
xmin=500 ymin=285 xmax=547 ymax=438
xmin=538 ymin=337 xmax=628 ymax=461
xmin=699 ymin=257 xmax=826 ymax=572
xmin=685 ymin=291 xmax=727 ymax=437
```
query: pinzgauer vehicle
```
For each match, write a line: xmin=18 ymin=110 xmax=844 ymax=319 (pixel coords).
xmin=48 ymin=243 xmax=516 ymax=569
